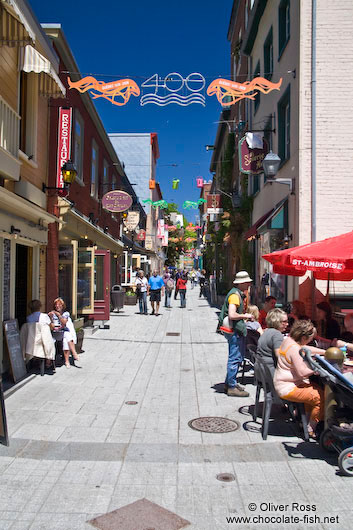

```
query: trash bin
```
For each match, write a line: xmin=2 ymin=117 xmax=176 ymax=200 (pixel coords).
xmin=111 ymin=285 xmax=125 ymax=312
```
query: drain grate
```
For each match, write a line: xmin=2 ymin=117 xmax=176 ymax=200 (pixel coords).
xmin=188 ymin=417 xmax=240 ymax=433
xmin=166 ymin=332 xmax=180 ymax=336
xmin=125 ymin=401 xmax=138 ymax=405
xmin=216 ymin=473 xmax=236 ymax=482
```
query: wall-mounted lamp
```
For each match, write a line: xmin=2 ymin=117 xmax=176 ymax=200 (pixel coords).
xmin=10 ymin=225 xmax=21 ymax=235
xmin=283 ymin=234 xmax=293 ymax=248
xmin=42 ymin=160 xmax=78 ymax=195
xmin=205 ymin=145 xmax=215 ymax=151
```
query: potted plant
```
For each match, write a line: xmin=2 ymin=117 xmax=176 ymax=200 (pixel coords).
xmin=124 ymin=288 xmax=137 ymax=305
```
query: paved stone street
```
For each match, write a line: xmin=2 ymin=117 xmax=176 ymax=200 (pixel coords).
xmin=1 ymin=288 xmax=353 ymax=529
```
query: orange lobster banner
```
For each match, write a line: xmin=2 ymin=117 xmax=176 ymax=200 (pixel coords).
xmin=67 ymin=76 xmax=140 ymax=106
xmin=207 ymin=76 xmax=282 ymax=107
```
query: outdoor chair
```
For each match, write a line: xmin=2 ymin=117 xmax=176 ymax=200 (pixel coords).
xmin=239 ymin=343 xmax=257 ymax=384
xmin=254 ymin=356 xmax=309 ymax=441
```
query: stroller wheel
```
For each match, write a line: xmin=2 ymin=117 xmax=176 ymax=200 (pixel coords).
xmin=338 ymin=448 xmax=353 ymax=477
xmin=320 ymin=428 xmax=337 ymax=453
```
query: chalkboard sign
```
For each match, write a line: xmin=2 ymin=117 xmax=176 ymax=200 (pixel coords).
xmin=0 ymin=378 xmax=8 ymax=446
xmin=4 ymin=319 xmax=27 ymax=383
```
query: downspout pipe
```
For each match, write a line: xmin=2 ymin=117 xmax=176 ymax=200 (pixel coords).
xmin=311 ymin=0 xmax=317 ymax=243
xmin=311 ymin=0 xmax=317 ymax=315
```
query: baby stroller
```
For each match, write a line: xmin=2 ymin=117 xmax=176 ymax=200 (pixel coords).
xmin=300 ymin=348 xmax=353 ymax=476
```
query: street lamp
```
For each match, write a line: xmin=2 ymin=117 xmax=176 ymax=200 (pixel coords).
xmin=262 ymin=151 xmax=281 ymax=179
xmin=263 ymin=151 xmax=295 ymax=193
xmin=43 ymin=160 xmax=78 ymax=195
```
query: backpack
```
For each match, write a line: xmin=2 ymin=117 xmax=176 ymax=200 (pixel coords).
xmin=166 ymin=279 xmax=174 ymax=291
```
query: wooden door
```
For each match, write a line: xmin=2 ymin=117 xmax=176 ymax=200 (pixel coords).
xmin=93 ymin=250 xmax=111 ymax=321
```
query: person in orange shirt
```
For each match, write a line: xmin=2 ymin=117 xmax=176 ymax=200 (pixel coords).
xmin=258 ymin=296 xmax=277 ymax=328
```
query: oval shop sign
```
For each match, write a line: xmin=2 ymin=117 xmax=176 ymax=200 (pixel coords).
xmin=102 ymin=190 xmax=133 ymax=213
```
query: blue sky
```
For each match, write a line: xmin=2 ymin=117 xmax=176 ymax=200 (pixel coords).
xmin=30 ymin=0 xmax=233 ymax=222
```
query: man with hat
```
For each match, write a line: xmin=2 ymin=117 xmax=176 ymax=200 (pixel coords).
xmin=219 ymin=271 xmax=253 ymax=397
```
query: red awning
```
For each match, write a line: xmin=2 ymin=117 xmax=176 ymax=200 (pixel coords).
xmin=263 ymin=230 xmax=353 ymax=281
xmin=244 ymin=209 xmax=274 ymax=241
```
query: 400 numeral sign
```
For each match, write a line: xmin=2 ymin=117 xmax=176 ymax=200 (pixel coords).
xmin=141 ymin=73 xmax=205 ymax=106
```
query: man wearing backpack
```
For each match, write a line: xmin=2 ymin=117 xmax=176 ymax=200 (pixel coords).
xmin=219 ymin=271 xmax=253 ymax=397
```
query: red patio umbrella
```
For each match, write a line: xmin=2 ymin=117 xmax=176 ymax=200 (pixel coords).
xmin=262 ymin=231 xmax=353 ymax=281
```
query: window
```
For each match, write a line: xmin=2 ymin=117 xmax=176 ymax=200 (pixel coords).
xmin=90 ymin=140 xmax=98 ymax=198
xmin=264 ymin=27 xmax=273 ymax=80
xmin=111 ymin=173 xmax=117 ymax=190
xmin=263 ymin=117 xmax=273 ymax=182
xmin=19 ymin=72 xmax=38 ymax=158
xmin=102 ymin=159 xmax=109 ymax=197
xmin=278 ymin=85 xmax=290 ymax=163
xmin=278 ymin=0 xmax=290 ymax=58
xmin=253 ymin=175 xmax=260 ymax=195
xmin=74 ymin=110 xmax=84 ymax=183
xmin=253 ymin=61 xmax=261 ymax=113
xmin=245 ymin=0 xmax=249 ymax=29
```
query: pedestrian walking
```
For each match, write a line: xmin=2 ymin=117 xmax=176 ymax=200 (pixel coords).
xmin=219 ymin=271 xmax=253 ymax=397
xmin=162 ymin=267 xmax=171 ymax=307
xmin=148 ymin=270 xmax=164 ymax=316
xmin=190 ymin=269 xmax=196 ymax=289
xmin=135 ymin=270 xmax=148 ymax=314
xmin=174 ymin=268 xmax=182 ymax=300
xmin=176 ymin=273 xmax=187 ymax=308
xmin=165 ymin=276 xmax=174 ymax=308
xmin=199 ymin=269 xmax=206 ymax=298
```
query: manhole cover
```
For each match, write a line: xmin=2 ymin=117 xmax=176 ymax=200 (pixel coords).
xmin=166 ymin=332 xmax=180 ymax=336
xmin=216 ymin=473 xmax=236 ymax=482
xmin=188 ymin=417 xmax=240 ymax=433
xmin=125 ymin=401 xmax=138 ymax=405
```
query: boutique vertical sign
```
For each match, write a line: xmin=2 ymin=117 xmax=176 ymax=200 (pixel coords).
xmin=56 ymin=108 xmax=73 ymax=188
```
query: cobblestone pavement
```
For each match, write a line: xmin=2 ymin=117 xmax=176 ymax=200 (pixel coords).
xmin=1 ymin=287 xmax=352 ymax=529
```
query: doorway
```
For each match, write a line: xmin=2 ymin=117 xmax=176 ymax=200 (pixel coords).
xmin=15 ymin=244 xmax=32 ymax=327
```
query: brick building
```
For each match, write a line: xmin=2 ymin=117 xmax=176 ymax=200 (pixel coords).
xmin=42 ymin=24 xmax=143 ymax=323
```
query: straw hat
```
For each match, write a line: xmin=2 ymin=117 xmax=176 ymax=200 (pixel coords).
xmin=233 ymin=271 xmax=253 ymax=284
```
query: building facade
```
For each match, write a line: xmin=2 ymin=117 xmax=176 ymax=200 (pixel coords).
xmin=210 ymin=0 xmax=353 ymax=312
xmin=109 ymin=133 xmax=166 ymax=275
xmin=42 ymin=24 xmax=129 ymax=324
xmin=0 ymin=0 xmax=65 ymax=372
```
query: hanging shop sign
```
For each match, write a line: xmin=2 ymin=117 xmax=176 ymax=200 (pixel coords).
xmin=239 ymin=137 xmax=269 ymax=175
xmin=207 ymin=194 xmax=223 ymax=215
xmin=123 ymin=211 xmax=140 ymax=231
xmin=68 ymin=74 xmax=282 ymax=108
xmin=162 ymin=228 xmax=169 ymax=247
xmin=102 ymin=190 xmax=133 ymax=212
xmin=145 ymin=236 xmax=153 ymax=250
xmin=137 ymin=229 xmax=146 ymax=241
xmin=157 ymin=219 xmax=165 ymax=239
xmin=172 ymin=179 xmax=179 ymax=190
xmin=56 ymin=107 xmax=72 ymax=188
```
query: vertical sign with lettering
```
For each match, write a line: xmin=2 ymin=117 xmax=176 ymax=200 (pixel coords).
xmin=56 ymin=108 xmax=73 ymax=188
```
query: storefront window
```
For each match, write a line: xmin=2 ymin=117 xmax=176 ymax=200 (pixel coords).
xmin=78 ymin=248 xmax=94 ymax=312
xmin=95 ymin=255 xmax=104 ymax=300
xmin=58 ymin=245 xmax=73 ymax=312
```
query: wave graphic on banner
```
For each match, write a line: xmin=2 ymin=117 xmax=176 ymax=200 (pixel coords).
xmin=140 ymin=93 xmax=205 ymax=107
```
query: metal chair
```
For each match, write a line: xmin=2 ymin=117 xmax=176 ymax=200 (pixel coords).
xmin=254 ymin=357 xmax=309 ymax=441
xmin=239 ymin=343 xmax=257 ymax=384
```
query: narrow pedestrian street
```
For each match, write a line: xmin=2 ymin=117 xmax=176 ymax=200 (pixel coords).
xmin=0 ymin=289 xmax=352 ymax=529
